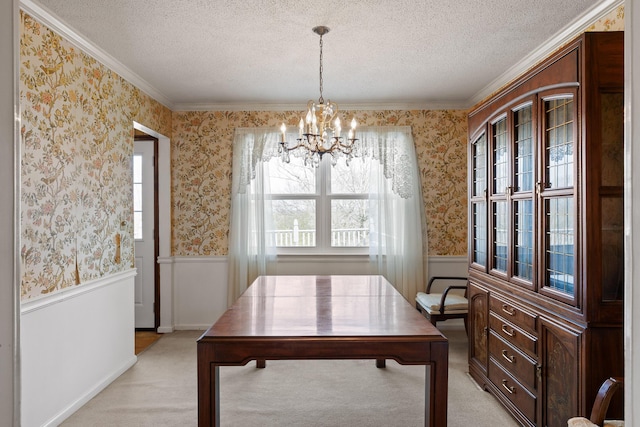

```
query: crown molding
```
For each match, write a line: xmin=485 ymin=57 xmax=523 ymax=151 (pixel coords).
xmin=20 ymin=0 xmax=175 ymax=110
xmin=172 ymin=101 xmax=469 ymax=112
xmin=467 ymin=0 xmax=624 ymax=109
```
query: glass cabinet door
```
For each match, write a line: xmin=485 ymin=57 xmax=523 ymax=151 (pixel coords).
xmin=512 ymin=104 xmax=534 ymax=285
xmin=487 ymin=103 xmax=536 ymax=287
xmin=539 ymin=94 xmax=577 ymax=302
xmin=470 ymin=133 xmax=487 ymax=268
xmin=490 ymin=117 xmax=508 ymax=275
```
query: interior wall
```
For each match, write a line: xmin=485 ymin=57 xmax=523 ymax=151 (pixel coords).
xmin=18 ymin=10 xmax=172 ymax=303
xmin=170 ymin=110 xmax=469 ymax=258
xmin=625 ymin=0 xmax=639 ymax=423
xmin=17 ymin=8 xmax=172 ymax=426
xmin=1 ymin=1 xmax=18 ymax=424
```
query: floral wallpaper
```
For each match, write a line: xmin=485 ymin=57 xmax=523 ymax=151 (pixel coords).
xmin=19 ymin=4 xmax=624 ymax=301
xmin=171 ymin=109 xmax=468 ymax=257
xmin=19 ymin=11 xmax=171 ymax=301
xmin=586 ymin=4 xmax=624 ymax=31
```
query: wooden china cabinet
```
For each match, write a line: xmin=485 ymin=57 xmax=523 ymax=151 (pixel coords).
xmin=467 ymin=32 xmax=624 ymax=427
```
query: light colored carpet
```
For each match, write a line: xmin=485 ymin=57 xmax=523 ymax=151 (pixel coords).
xmin=62 ymin=325 xmax=518 ymax=426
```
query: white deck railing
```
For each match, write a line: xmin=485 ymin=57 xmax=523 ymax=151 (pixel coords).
xmin=266 ymin=227 xmax=369 ymax=247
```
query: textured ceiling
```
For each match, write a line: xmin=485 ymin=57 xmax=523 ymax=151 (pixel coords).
xmin=31 ymin=0 xmax=610 ymax=109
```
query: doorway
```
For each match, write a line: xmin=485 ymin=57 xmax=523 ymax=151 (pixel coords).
xmin=133 ymin=134 xmax=159 ymax=329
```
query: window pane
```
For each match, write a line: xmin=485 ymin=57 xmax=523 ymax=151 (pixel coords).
xmin=331 ymin=199 xmax=369 ymax=247
xmin=269 ymin=199 xmax=316 ymax=247
xmin=472 ymin=202 xmax=487 ymax=266
xmin=545 ymin=97 xmax=574 ymax=189
xmin=546 ymin=197 xmax=574 ymax=295
xmin=133 ymin=155 xmax=142 ymax=183
xmin=330 ymin=157 xmax=370 ymax=194
xmin=133 ymin=154 xmax=143 ymax=239
xmin=133 ymin=183 xmax=142 ymax=211
xmin=493 ymin=201 xmax=508 ymax=272
xmin=493 ymin=118 xmax=508 ymax=194
xmin=134 ymin=211 xmax=143 ymax=239
xmin=265 ymin=156 xmax=315 ymax=194
xmin=514 ymin=199 xmax=533 ymax=280
xmin=514 ymin=105 xmax=533 ymax=192
xmin=472 ymin=133 xmax=486 ymax=197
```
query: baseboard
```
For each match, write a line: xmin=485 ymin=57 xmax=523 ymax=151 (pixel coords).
xmin=157 ymin=325 xmax=175 ymax=333
xmin=174 ymin=324 xmax=210 ymax=331
xmin=44 ymin=355 xmax=137 ymax=427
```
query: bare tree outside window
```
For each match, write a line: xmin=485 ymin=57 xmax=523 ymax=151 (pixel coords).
xmin=264 ymin=154 xmax=370 ymax=249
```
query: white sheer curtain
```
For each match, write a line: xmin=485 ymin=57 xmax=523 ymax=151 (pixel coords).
xmin=363 ymin=126 xmax=428 ymax=301
xmin=226 ymin=128 xmax=279 ymax=305
xmin=227 ymin=125 xmax=427 ymax=304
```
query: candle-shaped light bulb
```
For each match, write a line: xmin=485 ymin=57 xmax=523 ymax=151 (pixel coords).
xmin=350 ymin=118 xmax=357 ymax=139
xmin=298 ymin=118 xmax=304 ymax=137
xmin=280 ymin=123 xmax=286 ymax=142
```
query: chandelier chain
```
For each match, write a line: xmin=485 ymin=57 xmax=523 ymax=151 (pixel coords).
xmin=318 ymin=33 xmax=324 ymax=104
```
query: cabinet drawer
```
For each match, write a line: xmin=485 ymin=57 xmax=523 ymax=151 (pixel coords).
xmin=489 ymin=331 xmax=538 ymax=392
xmin=490 ymin=312 xmax=537 ymax=358
xmin=489 ymin=295 xmax=537 ymax=333
xmin=489 ymin=358 xmax=537 ymax=423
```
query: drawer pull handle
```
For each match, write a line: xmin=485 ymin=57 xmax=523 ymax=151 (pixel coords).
xmin=502 ymin=350 xmax=516 ymax=364
xmin=502 ymin=304 xmax=516 ymax=316
xmin=502 ymin=380 xmax=516 ymax=394
xmin=501 ymin=324 xmax=515 ymax=337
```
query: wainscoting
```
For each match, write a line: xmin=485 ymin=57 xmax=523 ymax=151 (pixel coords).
xmin=20 ymin=270 xmax=137 ymax=427
xmin=160 ymin=255 xmax=468 ymax=331
xmin=20 ymin=255 xmax=466 ymax=426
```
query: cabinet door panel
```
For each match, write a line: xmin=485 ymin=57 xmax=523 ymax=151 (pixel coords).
xmin=541 ymin=320 xmax=579 ymax=427
xmin=469 ymin=283 xmax=489 ymax=372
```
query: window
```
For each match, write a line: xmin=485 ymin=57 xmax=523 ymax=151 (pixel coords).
xmin=264 ymin=154 xmax=371 ymax=252
xmin=227 ymin=126 xmax=426 ymax=302
xmin=133 ymin=154 xmax=143 ymax=239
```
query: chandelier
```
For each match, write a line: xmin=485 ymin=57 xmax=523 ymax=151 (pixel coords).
xmin=279 ymin=26 xmax=360 ymax=167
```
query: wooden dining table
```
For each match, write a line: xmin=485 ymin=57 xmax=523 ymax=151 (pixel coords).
xmin=197 ymin=275 xmax=448 ymax=426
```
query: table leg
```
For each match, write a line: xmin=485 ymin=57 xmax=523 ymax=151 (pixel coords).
xmin=256 ymin=359 xmax=266 ymax=368
xmin=424 ymin=364 xmax=431 ymax=427
xmin=427 ymin=341 xmax=448 ymax=427
xmin=376 ymin=358 xmax=386 ymax=368
xmin=213 ymin=365 xmax=220 ymax=427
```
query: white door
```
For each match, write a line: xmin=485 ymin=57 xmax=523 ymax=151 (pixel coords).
xmin=133 ymin=140 xmax=156 ymax=328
